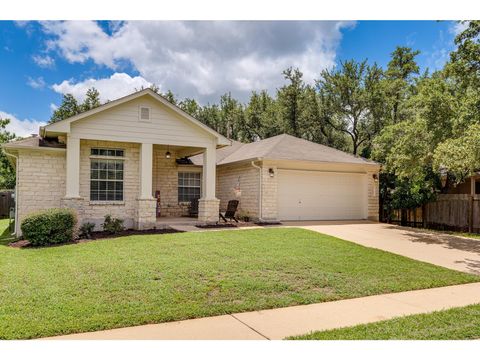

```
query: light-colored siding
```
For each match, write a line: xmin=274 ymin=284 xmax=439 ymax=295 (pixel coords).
xmin=70 ymin=96 xmax=215 ymax=148
xmin=16 ymin=149 xmax=66 ymax=234
xmin=216 ymin=163 xmax=260 ymax=219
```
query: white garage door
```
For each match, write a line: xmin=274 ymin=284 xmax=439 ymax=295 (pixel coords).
xmin=277 ymin=169 xmax=367 ymax=221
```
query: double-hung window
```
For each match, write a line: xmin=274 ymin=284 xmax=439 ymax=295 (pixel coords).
xmin=178 ymin=172 xmax=201 ymax=203
xmin=90 ymin=148 xmax=124 ymax=201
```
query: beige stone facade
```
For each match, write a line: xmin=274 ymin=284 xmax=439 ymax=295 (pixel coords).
xmin=152 ymin=146 xmax=196 ymax=217
xmin=78 ymin=140 xmax=140 ymax=229
xmin=198 ymin=198 xmax=220 ymax=223
xmin=367 ymin=169 xmax=380 ymax=221
xmin=260 ymin=162 xmax=278 ymax=220
xmin=215 ymin=160 xmax=380 ymax=222
xmin=14 ymin=142 xmax=379 ymax=234
xmin=15 ymin=140 xmax=208 ymax=233
xmin=216 ymin=163 xmax=260 ymax=219
xmin=16 ymin=149 xmax=66 ymax=226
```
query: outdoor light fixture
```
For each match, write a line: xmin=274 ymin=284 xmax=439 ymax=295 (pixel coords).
xmin=165 ymin=146 xmax=171 ymax=159
xmin=439 ymin=165 xmax=448 ymax=188
xmin=269 ymin=168 xmax=275 ymax=177
xmin=233 ymin=176 xmax=242 ymax=197
xmin=372 ymin=174 xmax=379 ymax=182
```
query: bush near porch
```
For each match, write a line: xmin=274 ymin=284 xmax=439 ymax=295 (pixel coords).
xmin=20 ymin=208 xmax=77 ymax=246
xmin=0 ymin=221 xmax=477 ymax=339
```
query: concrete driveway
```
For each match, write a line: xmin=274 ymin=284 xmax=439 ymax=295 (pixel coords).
xmin=283 ymin=221 xmax=480 ymax=275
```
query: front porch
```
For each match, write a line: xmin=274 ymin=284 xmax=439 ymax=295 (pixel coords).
xmin=62 ymin=138 xmax=221 ymax=231
xmin=151 ymin=144 xmax=220 ymax=225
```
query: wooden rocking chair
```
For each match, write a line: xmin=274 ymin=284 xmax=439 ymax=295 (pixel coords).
xmin=219 ymin=200 xmax=239 ymax=222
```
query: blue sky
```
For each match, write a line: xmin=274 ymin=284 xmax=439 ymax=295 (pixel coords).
xmin=0 ymin=20 xmax=462 ymax=136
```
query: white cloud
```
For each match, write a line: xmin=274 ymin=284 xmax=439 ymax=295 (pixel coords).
xmin=450 ymin=21 xmax=469 ymax=36
xmin=27 ymin=76 xmax=46 ymax=89
xmin=32 ymin=54 xmax=55 ymax=68
xmin=49 ymin=103 xmax=58 ymax=112
xmin=39 ymin=21 xmax=354 ymax=102
xmin=51 ymin=73 xmax=152 ymax=103
xmin=0 ymin=111 xmax=46 ymax=137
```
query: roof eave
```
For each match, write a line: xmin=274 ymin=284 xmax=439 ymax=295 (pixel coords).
xmin=42 ymin=89 xmax=232 ymax=146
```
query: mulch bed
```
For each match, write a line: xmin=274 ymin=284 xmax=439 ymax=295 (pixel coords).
xmin=254 ymin=221 xmax=283 ymax=226
xmin=195 ymin=223 xmax=238 ymax=229
xmin=86 ymin=228 xmax=182 ymax=240
xmin=8 ymin=228 xmax=183 ymax=248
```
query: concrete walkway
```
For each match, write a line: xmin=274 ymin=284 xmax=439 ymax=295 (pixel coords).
xmin=286 ymin=221 xmax=480 ymax=275
xmin=47 ymin=282 xmax=480 ymax=340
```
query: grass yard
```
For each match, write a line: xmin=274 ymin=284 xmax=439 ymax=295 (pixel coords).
xmin=0 ymin=219 xmax=478 ymax=339
xmin=290 ymin=303 xmax=480 ymax=340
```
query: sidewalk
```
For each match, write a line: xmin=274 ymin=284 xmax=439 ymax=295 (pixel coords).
xmin=47 ymin=282 xmax=480 ymax=340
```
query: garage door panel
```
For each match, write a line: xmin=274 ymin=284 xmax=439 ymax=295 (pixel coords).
xmin=277 ymin=170 xmax=366 ymax=221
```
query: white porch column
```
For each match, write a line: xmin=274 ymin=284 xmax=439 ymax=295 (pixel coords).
xmin=198 ymin=142 xmax=220 ymax=223
xmin=65 ymin=135 xmax=80 ymax=198
xmin=202 ymin=143 xmax=217 ymax=200
xmin=139 ymin=142 xmax=153 ymax=199
xmin=136 ymin=142 xmax=156 ymax=230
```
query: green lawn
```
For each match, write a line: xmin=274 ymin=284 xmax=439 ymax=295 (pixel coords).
xmin=290 ymin=303 xmax=480 ymax=340
xmin=0 ymin=219 xmax=478 ymax=339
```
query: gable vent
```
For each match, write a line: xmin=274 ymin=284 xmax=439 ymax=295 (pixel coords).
xmin=139 ymin=107 xmax=150 ymax=121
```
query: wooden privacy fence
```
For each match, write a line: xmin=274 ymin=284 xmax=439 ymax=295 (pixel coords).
xmin=390 ymin=194 xmax=480 ymax=234
xmin=0 ymin=191 xmax=14 ymax=218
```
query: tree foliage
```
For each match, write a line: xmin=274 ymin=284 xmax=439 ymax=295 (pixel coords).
xmin=49 ymin=87 xmax=102 ymax=123
xmin=8 ymin=21 xmax=474 ymax=217
xmin=0 ymin=117 xmax=17 ymax=189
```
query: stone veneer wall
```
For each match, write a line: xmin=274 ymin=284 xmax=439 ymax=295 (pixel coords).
xmin=152 ymin=146 xmax=192 ymax=217
xmin=16 ymin=149 xmax=66 ymax=232
xmin=78 ymin=139 xmax=140 ymax=230
xmin=216 ymin=162 xmax=260 ymax=219
xmin=367 ymin=169 xmax=380 ymax=221
xmin=260 ymin=162 xmax=278 ymax=220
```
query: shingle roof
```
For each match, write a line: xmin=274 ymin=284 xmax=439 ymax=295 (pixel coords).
xmin=190 ymin=134 xmax=379 ymax=166
xmin=2 ymin=136 xmax=40 ymax=148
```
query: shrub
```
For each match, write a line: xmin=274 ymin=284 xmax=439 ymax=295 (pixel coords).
xmin=102 ymin=214 xmax=124 ymax=234
xmin=21 ymin=208 xmax=78 ymax=246
xmin=79 ymin=222 xmax=95 ymax=239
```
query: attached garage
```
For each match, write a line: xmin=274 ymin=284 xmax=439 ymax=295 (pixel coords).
xmin=191 ymin=133 xmax=381 ymax=222
xmin=277 ymin=169 xmax=367 ymax=221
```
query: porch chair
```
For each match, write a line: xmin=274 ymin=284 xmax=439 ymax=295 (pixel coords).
xmin=189 ymin=198 xmax=199 ymax=217
xmin=219 ymin=200 xmax=239 ymax=223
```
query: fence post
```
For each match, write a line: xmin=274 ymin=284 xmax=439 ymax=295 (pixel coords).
xmin=422 ymin=204 xmax=426 ymax=228
xmin=469 ymin=177 xmax=476 ymax=233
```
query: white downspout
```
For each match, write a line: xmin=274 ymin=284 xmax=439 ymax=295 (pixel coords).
xmin=251 ymin=159 xmax=262 ymax=221
xmin=7 ymin=151 xmax=19 ymax=236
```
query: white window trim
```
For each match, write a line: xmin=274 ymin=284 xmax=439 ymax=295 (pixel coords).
xmin=90 ymin=157 xmax=125 ymax=202
xmin=178 ymin=172 xmax=202 ymax=203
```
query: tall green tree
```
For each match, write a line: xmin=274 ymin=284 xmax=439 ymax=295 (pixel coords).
xmin=81 ymin=87 xmax=101 ymax=112
xmin=49 ymin=94 xmax=81 ymax=123
xmin=162 ymin=89 xmax=178 ymax=105
xmin=433 ymin=123 xmax=480 ymax=184
xmin=0 ymin=118 xmax=17 ymax=189
xmin=384 ymin=47 xmax=420 ymax=124
xmin=219 ymin=92 xmax=245 ymax=140
xmin=317 ymin=60 xmax=384 ymax=155
xmin=277 ymin=67 xmax=304 ymax=137
xmin=178 ymin=98 xmax=201 ymax=118
xmin=244 ymin=90 xmax=280 ymax=141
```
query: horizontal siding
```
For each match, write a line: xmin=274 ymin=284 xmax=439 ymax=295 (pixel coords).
xmin=71 ymin=96 xmax=215 ymax=147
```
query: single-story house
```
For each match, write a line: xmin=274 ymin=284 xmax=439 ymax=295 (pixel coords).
xmin=3 ymin=89 xmax=380 ymax=235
